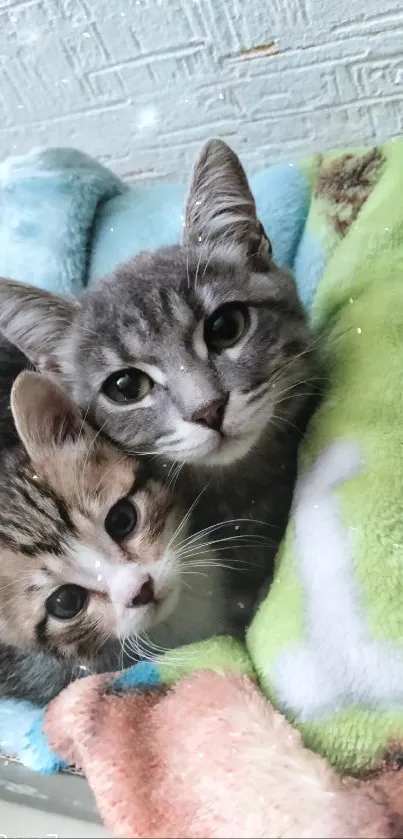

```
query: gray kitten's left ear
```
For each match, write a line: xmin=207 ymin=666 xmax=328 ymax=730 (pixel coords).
xmin=10 ymin=371 xmax=83 ymax=461
xmin=0 ymin=278 xmax=79 ymax=372
xmin=182 ymin=139 xmax=272 ymax=267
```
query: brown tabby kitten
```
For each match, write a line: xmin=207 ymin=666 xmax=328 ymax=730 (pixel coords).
xmin=0 ymin=339 xmax=224 ymax=704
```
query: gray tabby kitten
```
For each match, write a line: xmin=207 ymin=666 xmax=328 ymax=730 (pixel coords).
xmin=0 ymin=140 xmax=316 ymax=629
xmin=0 ymin=338 xmax=224 ymax=704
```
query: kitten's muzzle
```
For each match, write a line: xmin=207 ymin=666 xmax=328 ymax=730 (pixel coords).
xmin=191 ymin=394 xmax=228 ymax=432
xmin=129 ymin=575 xmax=155 ymax=608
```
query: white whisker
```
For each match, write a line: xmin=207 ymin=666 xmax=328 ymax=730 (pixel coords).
xmin=175 ymin=517 xmax=273 ymax=551
xmin=167 ymin=485 xmax=208 ymax=551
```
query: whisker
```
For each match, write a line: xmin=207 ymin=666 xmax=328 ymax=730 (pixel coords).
xmin=183 ymin=560 xmax=253 ymax=574
xmin=166 ymin=460 xmax=178 ymax=486
xmin=271 ymin=413 xmax=302 ymax=433
xmin=125 ymin=448 xmax=171 ymax=458
xmin=167 ymin=461 xmax=184 ymax=493
xmin=194 ymin=231 xmax=212 ymax=287
xmin=167 ymin=485 xmax=209 ymax=551
xmin=175 ymin=517 xmax=274 ymax=551
xmin=269 ymin=323 xmax=354 ymax=391
xmin=200 ymin=237 xmax=217 ymax=283
xmin=178 ymin=544 xmax=271 ymax=562
xmin=80 ymin=420 xmax=109 ymax=491
xmin=177 ymin=539 xmax=273 ymax=561
xmin=142 ymin=641 xmax=201 ymax=668
xmin=124 ymin=634 xmax=147 ymax=663
xmin=186 ymin=244 xmax=190 ymax=290
xmin=122 ymin=640 xmax=140 ymax=665
xmin=275 ymin=392 xmax=322 ymax=406
xmin=73 ymin=396 xmax=95 ymax=502
xmin=70 ymin=322 xmax=100 ymax=339
xmin=271 ymin=376 xmax=322 ymax=401
xmin=171 ymin=462 xmax=185 ymax=493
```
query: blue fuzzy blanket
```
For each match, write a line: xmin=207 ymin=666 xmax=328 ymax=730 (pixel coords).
xmin=0 ymin=144 xmax=313 ymax=773
xmin=0 ymin=146 xmax=311 ymax=297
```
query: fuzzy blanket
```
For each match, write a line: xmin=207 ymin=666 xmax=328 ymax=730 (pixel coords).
xmin=1 ymin=140 xmax=403 ymax=837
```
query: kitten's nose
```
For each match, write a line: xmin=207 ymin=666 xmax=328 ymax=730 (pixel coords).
xmin=191 ymin=395 xmax=228 ymax=432
xmin=130 ymin=576 xmax=155 ymax=608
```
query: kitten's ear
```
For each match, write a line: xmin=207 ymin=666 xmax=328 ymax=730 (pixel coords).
xmin=0 ymin=279 xmax=79 ymax=372
xmin=182 ymin=139 xmax=272 ymax=267
xmin=11 ymin=371 xmax=83 ymax=460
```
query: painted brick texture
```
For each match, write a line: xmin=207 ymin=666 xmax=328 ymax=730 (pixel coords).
xmin=0 ymin=0 xmax=401 ymax=182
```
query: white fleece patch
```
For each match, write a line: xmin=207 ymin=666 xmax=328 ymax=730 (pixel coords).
xmin=271 ymin=439 xmax=403 ymax=721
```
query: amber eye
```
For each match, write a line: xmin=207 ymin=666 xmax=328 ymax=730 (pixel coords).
xmin=102 ymin=368 xmax=153 ymax=403
xmin=105 ymin=498 xmax=138 ymax=542
xmin=46 ymin=585 xmax=87 ymax=620
xmin=204 ymin=303 xmax=248 ymax=351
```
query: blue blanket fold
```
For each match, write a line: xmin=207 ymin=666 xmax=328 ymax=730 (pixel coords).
xmin=0 ymin=148 xmax=125 ymax=295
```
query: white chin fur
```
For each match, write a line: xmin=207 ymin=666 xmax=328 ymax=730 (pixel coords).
xmin=168 ymin=429 xmax=260 ymax=467
xmin=200 ymin=434 xmax=257 ymax=466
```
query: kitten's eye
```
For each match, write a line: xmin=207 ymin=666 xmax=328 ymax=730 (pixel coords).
xmin=102 ymin=368 xmax=153 ymax=403
xmin=46 ymin=585 xmax=87 ymax=620
xmin=105 ymin=498 xmax=138 ymax=542
xmin=204 ymin=303 xmax=248 ymax=351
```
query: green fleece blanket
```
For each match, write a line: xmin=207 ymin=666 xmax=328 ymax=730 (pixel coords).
xmin=250 ymin=139 xmax=403 ymax=772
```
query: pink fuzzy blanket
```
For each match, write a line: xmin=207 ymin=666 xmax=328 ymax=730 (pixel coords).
xmin=44 ymin=669 xmax=403 ymax=838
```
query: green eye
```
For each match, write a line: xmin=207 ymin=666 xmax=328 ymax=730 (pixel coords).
xmin=102 ymin=368 xmax=153 ymax=403
xmin=204 ymin=303 xmax=248 ymax=351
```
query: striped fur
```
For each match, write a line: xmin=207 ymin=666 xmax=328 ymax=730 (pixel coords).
xmin=0 ymin=340 xmax=226 ymax=703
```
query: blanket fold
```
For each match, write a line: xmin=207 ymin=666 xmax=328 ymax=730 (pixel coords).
xmin=44 ymin=669 xmax=400 ymax=839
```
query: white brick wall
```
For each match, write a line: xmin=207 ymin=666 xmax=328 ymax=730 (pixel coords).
xmin=0 ymin=0 xmax=402 ymax=183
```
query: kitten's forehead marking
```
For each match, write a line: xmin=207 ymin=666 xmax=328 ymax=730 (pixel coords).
xmin=198 ymin=285 xmax=218 ymax=313
xmin=169 ymin=293 xmax=194 ymax=328
xmin=196 ymin=282 xmax=245 ymax=313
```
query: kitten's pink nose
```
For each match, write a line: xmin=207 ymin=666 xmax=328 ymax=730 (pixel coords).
xmin=191 ymin=395 xmax=228 ymax=432
xmin=130 ymin=576 xmax=155 ymax=608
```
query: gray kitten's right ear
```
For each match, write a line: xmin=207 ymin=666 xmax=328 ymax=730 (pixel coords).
xmin=182 ymin=138 xmax=272 ymax=266
xmin=0 ymin=279 xmax=79 ymax=371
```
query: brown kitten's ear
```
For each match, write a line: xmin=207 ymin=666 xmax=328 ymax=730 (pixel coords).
xmin=0 ymin=279 xmax=79 ymax=372
xmin=11 ymin=371 xmax=83 ymax=460
xmin=182 ymin=139 xmax=272 ymax=267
